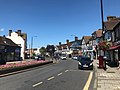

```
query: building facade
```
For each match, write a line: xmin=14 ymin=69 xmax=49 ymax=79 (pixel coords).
xmin=0 ymin=36 xmax=21 ymax=64
xmin=7 ymin=30 xmax=27 ymax=60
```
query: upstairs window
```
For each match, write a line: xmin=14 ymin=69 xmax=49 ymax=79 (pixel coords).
xmin=115 ymin=26 xmax=120 ymax=41
xmin=105 ymin=31 xmax=111 ymax=41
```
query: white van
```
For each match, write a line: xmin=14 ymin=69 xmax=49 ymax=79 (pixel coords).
xmin=60 ymin=54 xmax=67 ymax=60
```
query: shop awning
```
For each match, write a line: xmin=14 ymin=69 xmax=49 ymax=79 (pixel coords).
xmin=109 ymin=45 xmax=120 ymax=50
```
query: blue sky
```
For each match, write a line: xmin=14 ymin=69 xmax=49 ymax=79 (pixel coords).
xmin=0 ymin=0 xmax=120 ymax=48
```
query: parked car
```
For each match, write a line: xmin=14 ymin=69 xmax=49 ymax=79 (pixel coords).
xmin=60 ymin=54 xmax=67 ymax=60
xmin=72 ymin=56 xmax=78 ymax=60
xmin=78 ymin=56 xmax=93 ymax=70
xmin=34 ymin=55 xmax=45 ymax=60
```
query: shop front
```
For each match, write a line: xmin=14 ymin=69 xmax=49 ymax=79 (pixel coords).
xmin=0 ymin=36 xmax=21 ymax=64
xmin=109 ymin=41 xmax=120 ymax=67
xmin=0 ymin=45 xmax=21 ymax=64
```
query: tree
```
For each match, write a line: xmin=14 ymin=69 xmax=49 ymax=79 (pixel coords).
xmin=46 ymin=45 xmax=55 ymax=57
xmin=39 ymin=47 xmax=46 ymax=55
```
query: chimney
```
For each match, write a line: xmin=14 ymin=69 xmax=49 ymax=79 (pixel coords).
xmin=75 ymin=36 xmax=78 ymax=41
xmin=107 ymin=16 xmax=116 ymax=21
xmin=66 ymin=39 xmax=70 ymax=47
xmin=17 ymin=30 xmax=21 ymax=36
xmin=59 ymin=42 xmax=61 ymax=46
xmin=3 ymin=35 xmax=6 ymax=37
xmin=59 ymin=42 xmax=62 ymax=50
xmin=9 ymin=30 xmax=12 ymax=36
xmin=2 ymin=35 xmax=6 ymax=42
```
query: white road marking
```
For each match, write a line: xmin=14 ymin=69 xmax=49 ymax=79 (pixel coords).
xmin=32 ymin=82 xmax=43 ymax=87
xmin=57 ymin=73 xmax=62 ymax=76
xmin=47 ymin=76 xmax=55 ymax=81
xmin=65 ymin=70 xmax=69 ymax=72
xmin=83 ymin=72 xmax=93 ymax=90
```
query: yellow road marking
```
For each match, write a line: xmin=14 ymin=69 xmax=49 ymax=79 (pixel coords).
xmin=83 ymin=72 xmax=93 ymax=90
xmin=47 ymin=76 xmax=55 ymax=81
xmin=32 ymin=82 xmax=43 ymax=87
xmin=57 ymin=73 xmax=62 ymax=76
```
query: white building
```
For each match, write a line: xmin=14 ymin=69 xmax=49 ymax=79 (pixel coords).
xmin=7 ymin=30 xmax=27 ymax=60
xmin=81 ymin=36 xmax=92 ymax=53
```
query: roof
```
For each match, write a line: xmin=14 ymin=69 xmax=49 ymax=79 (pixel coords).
xmin=70 ymin=40 xmax=82 ymax=48
xmin=104 ymin=21 xmax=120 ymax=30
xmin=96 ymin=29 xmax=103 ymax=37
xmin=15 ymin=31 xmax=27 ymax=40
xmin=57 ymin=39 xmax=81 ymax=50
xmin=57 ymin=44 xmax=67 ymax=50
xmin=82 ymin=36 xmax=92 ymax=44
xmin=0 ymin=36 xmax=20 ymax=47
xmin=20 ymin=33 xmax=27 ymax=40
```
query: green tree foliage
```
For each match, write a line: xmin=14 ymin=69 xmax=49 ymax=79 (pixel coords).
xmin=46 ymin=45 xmax=55 ymax=57
xmin=39 ymin=47 xmax=46 ymax=55
xmin=32 ymin=53 xmax=36 ymax=57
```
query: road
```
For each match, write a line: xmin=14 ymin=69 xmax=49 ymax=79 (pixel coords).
xmin=0 ymin=59 xmax=94 ymax=90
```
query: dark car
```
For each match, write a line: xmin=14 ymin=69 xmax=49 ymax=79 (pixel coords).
xmin=78 ymin=56 xmax=93 ymax=70
xmin=35 ymin=55 xmax=45 ymax=60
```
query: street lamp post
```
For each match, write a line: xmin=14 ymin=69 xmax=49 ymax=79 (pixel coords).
xmin=31 ymin=36 xmax=37 ymax=58
xmin=100 ymin=0 xmax=106 ymax=70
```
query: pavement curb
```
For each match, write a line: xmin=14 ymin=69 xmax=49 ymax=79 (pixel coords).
xmin=0 ymin=61 xmax=53 ymax=77
xmin=93 ymin=62 xmax=98 ymax=90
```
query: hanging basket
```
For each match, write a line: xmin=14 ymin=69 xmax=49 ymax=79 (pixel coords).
xmin=98 ymin=41 xmax=111 ymax=51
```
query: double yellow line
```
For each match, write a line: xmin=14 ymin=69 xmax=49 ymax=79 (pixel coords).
xmin=83 ymin=72 xmax=93 ymax=90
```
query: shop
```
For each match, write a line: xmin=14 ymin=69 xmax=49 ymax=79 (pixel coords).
xmin=0 ymin=36 xmax=21 ymax=64
xmin=109 ymin=42 xmax=120 ymax=66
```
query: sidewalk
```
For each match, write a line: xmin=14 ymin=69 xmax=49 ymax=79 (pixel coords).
xmin=94 ymin=60 xmax=120 ymax=90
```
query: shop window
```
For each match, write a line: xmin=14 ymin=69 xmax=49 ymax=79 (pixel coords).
xmin=6 ymin=52 xmax=14 ymax=61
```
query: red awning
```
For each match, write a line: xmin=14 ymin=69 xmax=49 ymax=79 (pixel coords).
xmin=109 ymin=45 xmax=120 ymax=50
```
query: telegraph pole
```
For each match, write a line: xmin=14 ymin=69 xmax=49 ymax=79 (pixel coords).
xmin=100 ymin=0 xmax=106 ymax=70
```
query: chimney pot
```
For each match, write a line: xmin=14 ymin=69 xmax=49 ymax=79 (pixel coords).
xmin=9 ymin=30 xmax=12 ymax=36
xmin=18 ymin=30 xmax=21 ymax=36
xmin=75 ymin=36 xmax=78 ymax=41
xmin=107 ymin=16 xmax=116 ymax=21
xmin=3 ymin=35 xmax=5 ymax=37
xmin=66 ymin=39 xmax=70 ymax=47
xmin=59 ymin=42 xmax=61 ymax=46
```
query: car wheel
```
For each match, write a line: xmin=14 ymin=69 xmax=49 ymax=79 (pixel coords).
xmin=78 ymin=65 xmax=81 ymax=70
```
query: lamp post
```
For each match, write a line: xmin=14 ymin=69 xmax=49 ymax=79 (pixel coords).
xmin=31 ymin=36 xmax=37 ymax=58
xmin=100 ymin=0 xmax=106 ymax=70
xmin=100 ymin=0 xmax=104 ymax=38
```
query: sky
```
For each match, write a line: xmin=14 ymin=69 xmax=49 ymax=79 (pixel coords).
xmin=0 ymin=0 xmax=120 ymax=48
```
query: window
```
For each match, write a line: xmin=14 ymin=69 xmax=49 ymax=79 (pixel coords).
xmin=115 ymin=26 xmax=120 ymax=41
xmin=105 ymin=31 xmax=111 ymax=41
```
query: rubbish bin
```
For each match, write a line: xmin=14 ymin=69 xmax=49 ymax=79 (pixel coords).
xmin=98 ymin=56 xmax=103 ymax=69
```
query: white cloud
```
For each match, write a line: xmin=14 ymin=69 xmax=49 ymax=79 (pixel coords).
xmin=0 ymin=28 xmax=4 ymax=31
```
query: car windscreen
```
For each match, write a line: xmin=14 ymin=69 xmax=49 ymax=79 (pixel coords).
xmin=78 ymin=57 xmax=91 ymax=61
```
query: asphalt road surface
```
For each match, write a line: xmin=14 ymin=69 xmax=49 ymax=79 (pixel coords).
xmin=0 ymin=59 xmax=94 ymax=90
